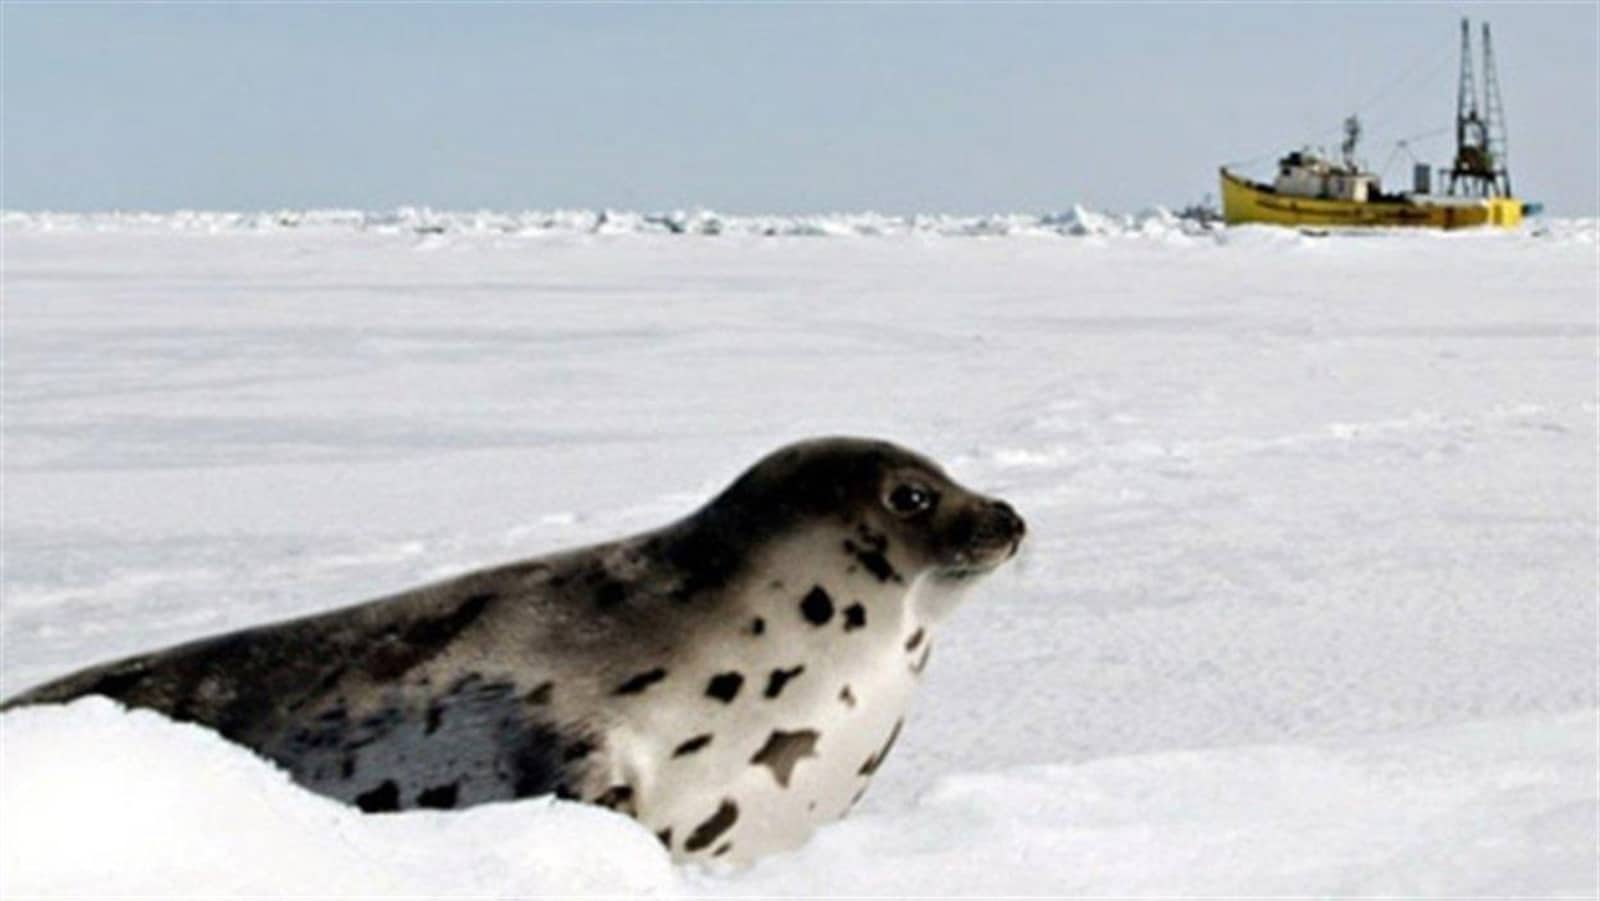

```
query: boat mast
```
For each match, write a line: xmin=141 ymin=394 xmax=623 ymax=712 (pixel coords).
xmin=1340 ymin=114 xmax=1362 ymax=170
xmin=1455 ymin=16 xmax=1479 ymax=151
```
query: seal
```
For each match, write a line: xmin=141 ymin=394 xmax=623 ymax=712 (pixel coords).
xmin=2 ymin=436 xmax=1025 ymax=864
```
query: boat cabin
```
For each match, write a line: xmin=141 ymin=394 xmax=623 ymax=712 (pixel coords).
xmin=1273 ymin=151 xmax=1381 ymax=202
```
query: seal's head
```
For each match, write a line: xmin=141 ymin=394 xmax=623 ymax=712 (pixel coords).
xmin=706 ymin=437 xmax=1025 ymax=596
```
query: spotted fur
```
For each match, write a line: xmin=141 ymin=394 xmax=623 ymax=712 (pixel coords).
xmin=685 ymin=799 xmax=739 ymax=852
xmin=705 ymin=672 xmax=744 ymax=703
xmin=843 ymin=603 xmax=867 ymax=631
xmin=751 ymin=729 xmax=820 ymax=787
xmin=799 ymin=586 xmax=834 ymax=625
xmin=764 ymin=665 xmax=805 ymax=698
xmin=674 ymin=734 xmax=713 ymax=757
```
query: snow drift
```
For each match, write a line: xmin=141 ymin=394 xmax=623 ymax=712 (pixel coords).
xmin=1 ymin=205 xmax=1209 ymax=239
xmin=4 ymin=700 xmax=1592 ymax=897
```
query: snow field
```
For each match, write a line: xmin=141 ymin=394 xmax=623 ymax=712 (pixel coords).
xmin=2 ymin=216 xmax=1596 ymax=894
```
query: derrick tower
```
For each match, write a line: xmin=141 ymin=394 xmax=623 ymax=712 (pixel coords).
xmin=1447 ymin=17 xmax=1512 ymax=197
xmin=1480 ymin=22 xmax=1512 ymax=195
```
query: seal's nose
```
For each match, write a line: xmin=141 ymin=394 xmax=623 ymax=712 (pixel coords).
xmin=990 ymin=501 xmax=1026 ymax=542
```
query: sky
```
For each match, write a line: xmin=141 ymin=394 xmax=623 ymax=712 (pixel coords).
xmin=3 ymin=3 xmax=1596 ymax=215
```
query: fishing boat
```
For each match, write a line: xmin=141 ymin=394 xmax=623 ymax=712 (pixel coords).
xmin=1221 ymin=18 xmax=1527 ymax=230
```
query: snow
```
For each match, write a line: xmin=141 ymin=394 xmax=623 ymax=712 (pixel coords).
xmin=2 ymin=699 xmax=674 ymax=896
xmin=2 ymin=213 xmax=1596 ymax=895
xmin=6 ymin=700 xmax=1593 ymax=897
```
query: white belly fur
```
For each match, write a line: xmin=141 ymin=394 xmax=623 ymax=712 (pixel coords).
xmin=609 ymin=559 xmax=934 ymax=865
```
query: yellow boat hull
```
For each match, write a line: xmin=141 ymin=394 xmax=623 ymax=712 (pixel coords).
xmin=1220 ymin=168 xmax=1522 ymax=230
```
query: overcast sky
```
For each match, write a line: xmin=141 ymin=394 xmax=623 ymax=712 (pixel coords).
xmin=4 ymin=3 xmax=1596 ymax=214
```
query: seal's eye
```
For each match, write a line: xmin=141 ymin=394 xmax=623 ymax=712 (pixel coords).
xmin=886 ymin=483 xmax=935 ymax=517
